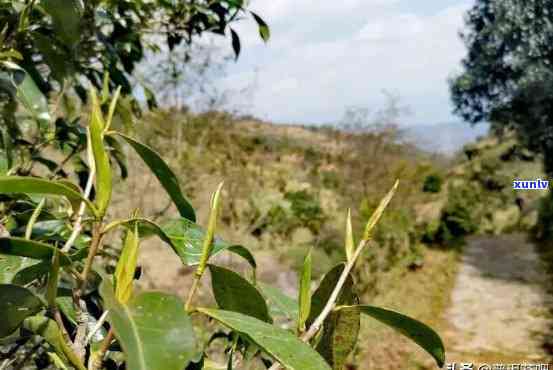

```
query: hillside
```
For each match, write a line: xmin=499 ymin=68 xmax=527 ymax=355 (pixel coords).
xmin=107 ymin=110 xmax=552 ymax=368
xmin=108 ymin=109 xmax=457 ymax=369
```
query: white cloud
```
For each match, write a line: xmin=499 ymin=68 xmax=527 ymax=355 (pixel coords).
xmin=218 ymin=0 xmax=472 ymax=125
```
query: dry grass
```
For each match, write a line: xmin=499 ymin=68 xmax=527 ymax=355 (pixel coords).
xmin=106 ymin=109 xmax=456 ymax=368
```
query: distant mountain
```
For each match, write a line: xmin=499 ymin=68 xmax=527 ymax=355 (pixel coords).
xmin=402 ymin=122 xmax=490 ymax=155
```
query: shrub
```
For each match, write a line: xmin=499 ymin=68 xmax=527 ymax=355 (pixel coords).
xmin=321 ymin=170 xmax=341 ymax=189
xmin=422 ymin=174 xmax=443 ymax=193
xmin=285 ymin=190 xmax=326 ymax=234
xmin=536 ymin=192 xmax=553 ymax=240
xmin=438 ymin=183 xmax=481 ymax=242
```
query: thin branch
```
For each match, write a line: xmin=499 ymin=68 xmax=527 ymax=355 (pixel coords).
xmin=266 ymin=241 xmax=369 ymax=370
xmin=185 ymin=275 xmax=201 ymax=312
xmin=71 ymin=219 xmax=104 ymax=361
xmin=268 ymin=181 xmax=398 ymax=369
xmin=88 ymin=328 xmax=114 ymax=370
xmin=61 ymin=166 xmax=95 ymax=253
xmin=85 ymin=310 xmax=109 ymax=345
xmin=300 ymin=240 xmax=367 ymax=343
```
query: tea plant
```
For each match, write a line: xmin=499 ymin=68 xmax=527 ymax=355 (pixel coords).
xmin=0 ymin=95 xmax=445 ymax=368
xmin=0 ymin=1 xmax=445 ymax=369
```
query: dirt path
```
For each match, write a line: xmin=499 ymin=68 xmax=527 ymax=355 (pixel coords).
xmin=443 ymin=234 xmax=553 ymax=365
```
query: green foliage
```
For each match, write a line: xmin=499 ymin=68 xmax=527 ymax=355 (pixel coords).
xmin=338 ymin=305 xmax=445 ymax=368
xmin=115 ymin=133 xmax=196 ymax=222
xmin=22 ymin=315 xmax=85 ymax=370
xmin=435 ymin=183 xmax=481 ymax=243
xmin=162 ymin=218 xmax=255 ymax=269
xmin=258 ymin=283 xmax=299 ymax=323
xmin=197 ymin=308 xmax=333 ymax=370
xmin=285 ymin=190 xmax=326 ymax=233
xmin=450 ymin=0 xmax=553 ymax=175
xmin=313 ymin=265 xmax=360 ymax=370
xmin=0 ymin=1 xmax=446 ymax=369
xmin=209 ymin=264 xmax=271 ymax=323
xmin=0 ymin=284 xmax=43 ymax=337
xmin=100 ymin=281 xmax=196 ymax=370
xmin=422 ymin=174 xmax=443 ymax=193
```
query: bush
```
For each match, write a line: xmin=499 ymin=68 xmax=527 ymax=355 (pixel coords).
xmin=285 ymin=190 xmax=326 ymax=233
xmin=536 ymin=192 xmax=553 ymax=240
xmin=422 ymin=174 xmax=443 ymax=193
xmin=438 ymin=183 xmax=481 ymax=242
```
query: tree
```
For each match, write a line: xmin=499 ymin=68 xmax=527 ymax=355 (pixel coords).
xmin=0 ymin=0 xmax=270 ymax=181
xmin=450 ymin=0 xmax=553 ymax=173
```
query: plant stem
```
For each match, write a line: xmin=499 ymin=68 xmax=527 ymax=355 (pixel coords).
xmin=61 ymin=165 xmax=95 ymax=253
xmin=185 ymin=275 xmax=201 ymax=312
xmin=300 ymin=240 xmax=367 ymax=342
xmin=73 ymin=222 xmax=103 ymax=360
xmin=268 ymin=240 xmax=369 ymax=370
xmin=88 ymin=328 xmax=114 ymax=370
xmin=53 ymin=307 xmax=72 ymax=344
xmin=185 ymin=182 xmax=224 ymax=311
xmin=79 ymin=223 xmax=103 ymax=284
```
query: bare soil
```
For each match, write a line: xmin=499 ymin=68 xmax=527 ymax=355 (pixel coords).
xmin=443 ymin=234 xmax=553 ymax=365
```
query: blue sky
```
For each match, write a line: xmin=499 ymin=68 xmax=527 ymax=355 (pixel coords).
xmin=217 ymin=0 xmax=473 ymax=127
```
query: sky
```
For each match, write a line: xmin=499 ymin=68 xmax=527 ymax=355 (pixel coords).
xmin=216 ymin=0 xmax=474 ymax=127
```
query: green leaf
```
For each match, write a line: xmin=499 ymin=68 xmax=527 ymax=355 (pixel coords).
xmin=0 ymin=176 xmax=97 ymax=216
xmin=208 ymin=265 xmax=271 ymax=323
xmin=0 ymin=254 xmax=26 ymax=284
xmin=1 ymin=62 xmax=52 ymax=133
xmin=105 ymin=86 xmax=121 ymax=132
xmin=105 ymin=135 xmax=128 ymax=178
xmin=298 ymin=249 xmax=312 ymax=332
xmin=22 ymin=316 xmax=85 ymax=370
xmin=47 ymin=352 xmax=70 ymax=370
xmin=258 ymin=283 xmax=298 ymax=322
xmin=316 ymin=302 xmax=360 ymax=370
xmin=0 ymin=237 xmax=73 ymax=265
xmin=33 ymin=33 xmax=72 ymax=82
xmin=100 ymin=281 xmax=196 ymax=370
xmin=197 ymin=308 xmax=331 ymax=370
xmin=345 ymin=208 xmax=354 ymax=262
xmin=197 ymin=182 xmax=223 ymax=276
xmin=25 ymin=198 xmax=45 ymax=240
xmin=230 ymin=28 xmax=240 ymax=59
xmin=41 ymin=0 xmax=83 ymax=46
xmin=251 ymin=12 xmax=270 ymax=42
xmin=362 ymin=180 xmax=399 ymax=241
xmin=12 ymin=249 xmax=87 ymax=286
xmin=114 ymin=133 xmax=196 ymax=222
xmin=46 ymin=250 xmax=60 ymax=307
xmin=89 ymin=89 xmax=112 ymax=217
xmin=114 ymin=224 xmax=139 ymax=304
xmin=339 ymin=305 xmax=445 ymax=368
xmin=162 ymin=218 xmax=255 ymax=268
xmin=105 ymin=218 xmax=169 ymax=241
xmin=314 ymin=267 xmax=359 ymax=370
xmin=0 ymin=284 xmax=43 ymax=337
xmin=56 ymin=296 xmax=77 ymax=325
xmin=227 ymin=245 xmax=257 ymax=276
xmin=307 ymin=263 xmax=353 ymax=328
